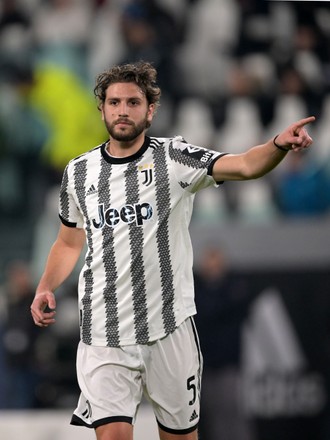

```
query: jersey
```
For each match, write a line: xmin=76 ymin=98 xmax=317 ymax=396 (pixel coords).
xmin=59 ymin=135 xmax=226 ymax=347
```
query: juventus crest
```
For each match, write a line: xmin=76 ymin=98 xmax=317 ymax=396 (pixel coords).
xmin=139 ymin=163 xmax=154 ymax=186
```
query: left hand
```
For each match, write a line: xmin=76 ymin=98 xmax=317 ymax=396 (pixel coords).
xmin=276 ymin=116 xmax=315 ymax=152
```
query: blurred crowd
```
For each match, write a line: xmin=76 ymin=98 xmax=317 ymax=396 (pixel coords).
xmin=1 ymin=0 xmax=330 ymax=426
xmin=0 ymin=259 xmax=80 ymax=409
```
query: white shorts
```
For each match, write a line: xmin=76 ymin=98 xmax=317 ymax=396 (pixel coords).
xmin=71 ymin=317 xmax=203 ymax=435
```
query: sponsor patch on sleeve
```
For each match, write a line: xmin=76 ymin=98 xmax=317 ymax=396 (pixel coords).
xmin=181 ymin=145 xmax=214 ymax=163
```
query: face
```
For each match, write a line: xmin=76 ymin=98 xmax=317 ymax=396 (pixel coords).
xmin=101 ymin=82 xmax=155 ymax=142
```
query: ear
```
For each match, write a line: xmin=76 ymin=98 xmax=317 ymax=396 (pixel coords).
xmin=100 ymin=105 xmax=105 ymax=121
xmin=147 ymin=103 xmax=155 ymax=122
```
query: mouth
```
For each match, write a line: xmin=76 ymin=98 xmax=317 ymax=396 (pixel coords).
xmin=116 ymin=120 xmax=132 ymax=126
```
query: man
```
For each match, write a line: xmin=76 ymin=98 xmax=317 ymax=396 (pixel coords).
xmin=30 ymin=61 xmax=314 ymax=440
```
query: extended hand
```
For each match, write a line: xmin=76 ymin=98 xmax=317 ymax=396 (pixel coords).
xmin=275 ymin=116 xmax=315 ymax=152
xmin=30 ymin=291 xmax=56 ymax=327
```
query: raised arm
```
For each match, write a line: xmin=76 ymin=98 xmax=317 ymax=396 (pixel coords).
xmin=30 ymin=224 xmax=86 ymax=327
xmin=212 ymin=116 xmax=315 ymax=182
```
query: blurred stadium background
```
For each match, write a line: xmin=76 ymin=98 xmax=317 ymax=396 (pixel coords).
xmin=0 ymin=1 xmax=330 ymax=439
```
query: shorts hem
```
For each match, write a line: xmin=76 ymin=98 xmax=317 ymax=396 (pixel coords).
xmin=70 ymin=414 xmax=133 ymax=428
xmin=157 ymin=420 xmax=199 ymax=435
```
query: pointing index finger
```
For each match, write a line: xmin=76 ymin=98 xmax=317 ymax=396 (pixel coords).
xmin=294 ymin=116 xmax=316 ymax=130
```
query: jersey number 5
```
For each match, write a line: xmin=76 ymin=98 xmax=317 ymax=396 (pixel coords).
xmin=187 ymin=375 xmax=197 ymax=406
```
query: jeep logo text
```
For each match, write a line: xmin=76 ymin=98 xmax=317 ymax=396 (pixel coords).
xmin=92 ymin=203 xmax=153 ymax=229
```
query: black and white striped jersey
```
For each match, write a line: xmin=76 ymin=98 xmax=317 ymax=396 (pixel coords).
xmin=59 ymin=135 xmax=225 ymax=347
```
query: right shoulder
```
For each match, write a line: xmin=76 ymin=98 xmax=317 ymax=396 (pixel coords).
xmin=65 ymin=142 xmax=105 ymax=172
xmin=70 ymin=142 xmax=104 ymax=164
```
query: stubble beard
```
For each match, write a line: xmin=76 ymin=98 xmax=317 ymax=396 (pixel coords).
xmin=105 ymin=117 xmax=149 ymax=143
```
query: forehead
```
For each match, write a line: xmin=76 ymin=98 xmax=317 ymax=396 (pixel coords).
xmin=105 ymin=82 xmax=146 ymax=99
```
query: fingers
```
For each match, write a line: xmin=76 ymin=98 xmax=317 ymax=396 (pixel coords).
xmin=289 ymin=116 xmax=315 ymax=151
xmin=31 ymin=293 xmax=56 ymax=327
xmin=31 ymin=308 xmax=56 ymax=327
xmin=291 ymin=128 xmax=313 ymax=152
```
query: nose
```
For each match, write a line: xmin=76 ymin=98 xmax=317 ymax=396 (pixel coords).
xmin=118 ymin=101 xmax=129 ymax=116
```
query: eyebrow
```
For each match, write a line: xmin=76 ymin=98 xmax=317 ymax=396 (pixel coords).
xmin=106 ymin=95 xmax=144 ymax=101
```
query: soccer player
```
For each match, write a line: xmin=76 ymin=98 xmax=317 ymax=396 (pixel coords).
xmin=30 ymin=61 xmax=314 ymax=440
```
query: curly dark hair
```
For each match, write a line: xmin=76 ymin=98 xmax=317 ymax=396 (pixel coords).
xmin=94 ymin=61 xmax=161 ymax=111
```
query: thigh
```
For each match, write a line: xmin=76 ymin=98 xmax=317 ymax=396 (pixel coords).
xmin=158 ymin=426 xmax=198 ymax=440
xmin=95 ymin=422 xmax=133 ymax=440
xmin=95 ymin=421 xmax=198 ymax=440
xmin=71 ymin=342 xmax=144 ymax=429
xmin=143 ymin=318 xmax=203 ymax=436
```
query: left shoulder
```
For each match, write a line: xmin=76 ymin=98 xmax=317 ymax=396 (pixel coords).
xmin=148 ymin=135 xmax=187 ymax=148
xmin=149 ymin=136 xmax=170 ymax=149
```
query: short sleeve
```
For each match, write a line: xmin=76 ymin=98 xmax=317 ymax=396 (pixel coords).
xmin=58 ymin=164 xmax=84 ymax=228
xmin=169 ymin=137 xmax=226 ymax=193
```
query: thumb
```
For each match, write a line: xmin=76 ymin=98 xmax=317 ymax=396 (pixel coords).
xmin=47 ymin=294 xmax=56 ymax=310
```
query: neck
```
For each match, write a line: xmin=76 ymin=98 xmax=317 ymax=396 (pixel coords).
xmin=107 ymin=133 xmax=146 ymax=158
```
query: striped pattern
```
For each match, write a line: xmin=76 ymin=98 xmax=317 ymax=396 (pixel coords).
xmin=74 ymin=159 xmax=93 ymax=345
xmin=59 ymin=167 xmax=70 ymax=223
xmin=126 ymin=159 xmax=150 ymax=344
xmin=153 ymin=142 xmax=176 ymax=334
xmin=98 ymin=158 xmax=120 ymax=347
xmin=59 ymin=136 xmax=223 ymax=347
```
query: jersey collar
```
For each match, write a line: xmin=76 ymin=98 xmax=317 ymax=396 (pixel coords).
xmin=101 ymin=136 xmax=151 ymax=164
